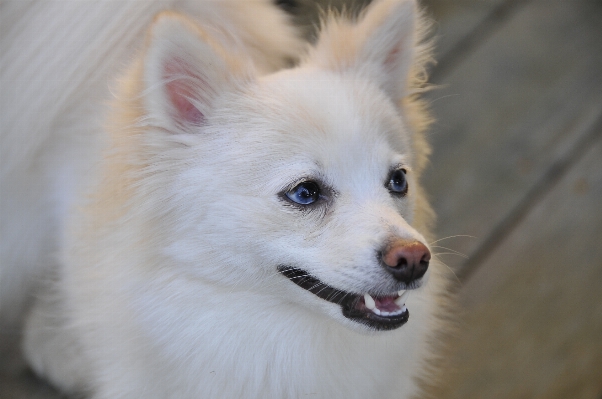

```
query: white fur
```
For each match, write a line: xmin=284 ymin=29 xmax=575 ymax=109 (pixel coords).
xmin=1 ymin=1 xmax=446 ymax=398
xmin=0 ymin=0 xmax=302 ymax=326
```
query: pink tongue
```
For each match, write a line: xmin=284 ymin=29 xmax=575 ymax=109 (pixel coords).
xmin=374 ymin=296 xmax=401 ymax=312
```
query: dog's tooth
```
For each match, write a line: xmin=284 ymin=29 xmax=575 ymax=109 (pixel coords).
xmin=394 ymin=291 xmax=410 ymax=307
xmin=398 ymin=290 xmax=405 ymax=296
xmin=372 ymin=308 xmax=382 ymax=316
xmin=401 ymin=305 xmax=407 ymax=313
xmin=364 ymin=294 xmax=376 ymax=310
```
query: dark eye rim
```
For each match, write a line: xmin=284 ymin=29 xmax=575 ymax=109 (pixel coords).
xmin=386 ymin=168 xmax=409 ymax=196
xmin=279 ymin=178 xmax=330 ymax=209
xmin=285 ymin=181 xmax=320 ymax=205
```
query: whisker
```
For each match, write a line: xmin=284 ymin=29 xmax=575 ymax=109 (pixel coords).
xmin=334 ymin=292 xmax=350 ymax=305
xmin=428 ymin=93 xmax=461 ymax=105
xmin=316 ymin=284 xmax=334 ymax=295
xmin=276 ymin=267 xmax=358 ymax=307
xmin=288 ymin=274 xmax=311 ymax=280
xmin=432 ymin=256 xmax=461 ymax=284
xmin=430 ymin=245 xmax=467 ymax=257
xmin=430 ymin=235 xmax=476 ymax=245
xmin=299 ymin=276 xmax=313 ymax=285
xmin=433 ymin=252 xmax=468 ymax=259
xmin=324 ymin=290 xmax=337 ymax=302
xmin=309 ymin=282 xmax=325 ymax=292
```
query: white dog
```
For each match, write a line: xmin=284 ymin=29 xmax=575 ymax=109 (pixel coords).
xmin=1 ymin=1 xmax=448 ymax=398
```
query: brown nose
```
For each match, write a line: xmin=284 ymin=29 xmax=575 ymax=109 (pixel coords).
xmin=381 ymin=240 xmax=431 ymax=284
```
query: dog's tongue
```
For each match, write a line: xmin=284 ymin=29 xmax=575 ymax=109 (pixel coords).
xmin=374 ymin=296 xmax=400 ymax=312
xmin=361 ymin=291 xmax=410 ymax=316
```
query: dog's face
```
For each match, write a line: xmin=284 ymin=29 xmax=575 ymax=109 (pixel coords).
xmin=141 ymin=0 xmax=431 ymax=332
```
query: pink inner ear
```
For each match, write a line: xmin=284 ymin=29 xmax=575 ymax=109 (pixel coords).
xmin=384 ymin=45 xmax=401 ymax=72
xmin=164 ymin=59 xmax=204 ymax=126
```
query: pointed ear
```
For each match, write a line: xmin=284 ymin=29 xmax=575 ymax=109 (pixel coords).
xmin=143 ymin=13 xmax=250 ymax=132
xmin=309 ymin=0 xmax=419 ymax=101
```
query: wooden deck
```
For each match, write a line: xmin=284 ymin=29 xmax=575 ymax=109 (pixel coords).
xmin=1 ymin=0 xmax=601 ymax=397
xmin=424 ymin=0 xmax=602 ymax=397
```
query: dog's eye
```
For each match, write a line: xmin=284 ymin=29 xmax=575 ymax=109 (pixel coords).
xmin=286 ymin=181 xmax=320 ymax=205
xmin=387 ymin=169 xmax=408 ymax=195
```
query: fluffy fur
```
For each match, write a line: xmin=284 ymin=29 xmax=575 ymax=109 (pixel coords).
xmin=0 ymin=1 xmax=447 ymax=398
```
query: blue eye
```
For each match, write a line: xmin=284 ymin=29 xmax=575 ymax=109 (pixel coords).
xmin=286 ymin=181 xmax=320 ymax=205
xmin=387 ymin=169 xmax=408 ymax=195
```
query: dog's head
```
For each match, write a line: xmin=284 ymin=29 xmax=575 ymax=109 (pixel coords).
xmin=136 ymin=0 xmax=433 ymax=332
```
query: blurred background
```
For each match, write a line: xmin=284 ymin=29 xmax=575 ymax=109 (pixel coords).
xmin=417 ymin=0 xmax=602 ymax=397
xmin=1 ymin=0 xmax=601 ymax=397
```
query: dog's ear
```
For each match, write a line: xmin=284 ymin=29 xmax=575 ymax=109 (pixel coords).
xmin=143 ymin=13 xmax=250 ymax=132
xmin=310 ymin=0 xmax=418 ymax=102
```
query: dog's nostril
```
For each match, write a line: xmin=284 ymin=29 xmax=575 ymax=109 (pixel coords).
xmin=395 ymin=257 xmax=408 ymax=269
xmin=381 ymin=240 xmax=430 ymax=284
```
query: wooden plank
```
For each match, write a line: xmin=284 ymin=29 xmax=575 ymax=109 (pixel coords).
xmin=422 ymin=0 xmax=522 ymax=81
xmin=434 ymin=134 xmax=602 ymax=399
xmin=422 ymin=0 xmax=602 ymax=274
xmin=423 ymin=0 xmax=504 ymax=55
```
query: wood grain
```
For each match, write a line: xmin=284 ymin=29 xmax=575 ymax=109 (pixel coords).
xmin=423 ymin=0 xmax=602 ymax=276
xmin=435 ymin=134 xmax=602 ymax=399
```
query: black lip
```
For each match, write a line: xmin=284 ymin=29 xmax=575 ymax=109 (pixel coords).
xmin=277 ymin=266 xmax=409 ymax=331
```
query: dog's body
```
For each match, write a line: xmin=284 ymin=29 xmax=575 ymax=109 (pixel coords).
xmin=0 ymin=1 xmax=447 ymax=398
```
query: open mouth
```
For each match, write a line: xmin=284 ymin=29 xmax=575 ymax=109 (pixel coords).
xmin=278 ymin=266 xmax=410 ymax=331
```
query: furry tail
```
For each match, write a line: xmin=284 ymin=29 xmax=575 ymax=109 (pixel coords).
xmin=0 ymin=0 xmax=304 ymax=328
